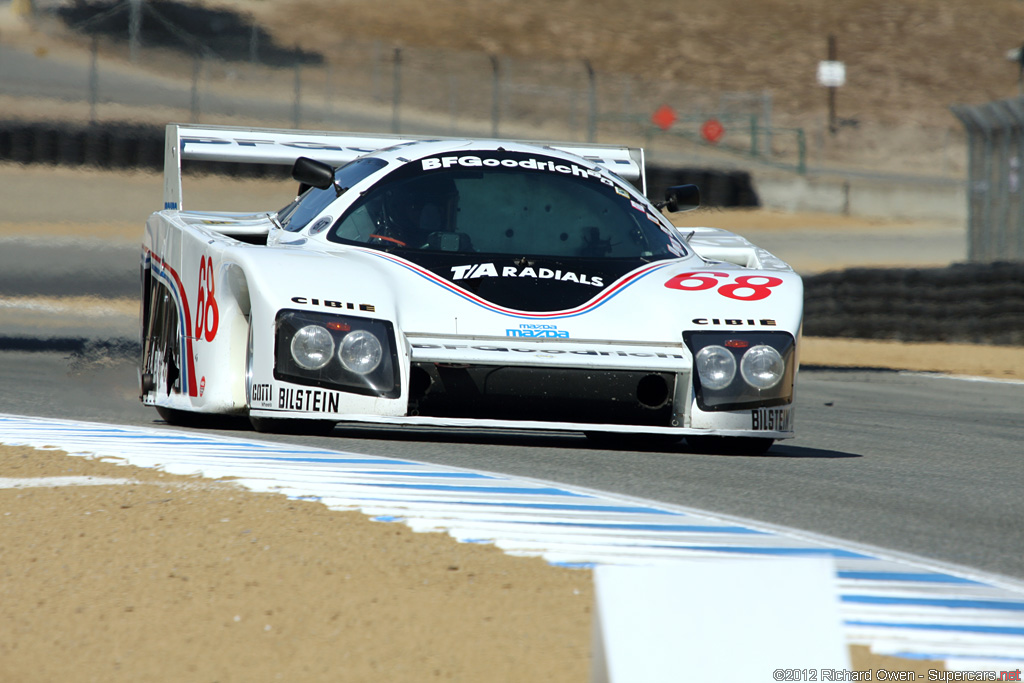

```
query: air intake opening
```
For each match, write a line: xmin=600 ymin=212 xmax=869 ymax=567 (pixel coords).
xmin=637 ymin=373 xmax=670 ymax=409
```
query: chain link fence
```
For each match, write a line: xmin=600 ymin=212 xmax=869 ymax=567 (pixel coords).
xmin=952 ymin=97 xmax=1024 ymax=263
xmin=3 ymin=0 xmax=809 ymax=173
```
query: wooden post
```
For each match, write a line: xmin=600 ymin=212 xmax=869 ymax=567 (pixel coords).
xmin=827 ymin=35 xmax=838 ymax=135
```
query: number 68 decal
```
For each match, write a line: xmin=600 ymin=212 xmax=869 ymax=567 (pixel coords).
xmin=664 ymin=271 xmax=783 ymax=301
xmin=194 ymin=255 xmax=219 ymax=342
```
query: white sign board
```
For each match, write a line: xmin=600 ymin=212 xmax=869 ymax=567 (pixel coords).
xmin=817 ymin=60 xmax=846 ymax=87
xmin=591 ymin=558 xmax=849 ymax=682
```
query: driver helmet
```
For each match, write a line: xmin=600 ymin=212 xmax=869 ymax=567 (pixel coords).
xmin=383 ymin=176 xmax=460 ymax=245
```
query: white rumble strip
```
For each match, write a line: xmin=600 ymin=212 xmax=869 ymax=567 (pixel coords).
xmin=0 ymin=412 xmax=1022 ymax=670
xmin=0 ymin=476 xmax=138 ymax=488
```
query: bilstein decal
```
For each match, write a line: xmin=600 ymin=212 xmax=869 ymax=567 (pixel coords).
xmin=278 ymin=387 xmax=341 ymax=413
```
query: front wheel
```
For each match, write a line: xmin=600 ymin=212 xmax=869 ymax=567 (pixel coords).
xmin=685 ymin=436 xmax=774 ymax=456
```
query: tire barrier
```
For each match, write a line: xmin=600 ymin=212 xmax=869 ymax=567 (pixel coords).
xmin=803 ymin=262 xmax=1024 ymax=346
xmin=646 ymin=166 xmax=759 ymax=208
xmin=0 ymin=120 xmax=287 ymax=178
xmin=0 ymin=120 xmax=164 ymax=170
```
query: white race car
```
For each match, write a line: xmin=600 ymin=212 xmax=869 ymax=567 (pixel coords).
xmin=141 ymin=124 xmax=802 ymax=453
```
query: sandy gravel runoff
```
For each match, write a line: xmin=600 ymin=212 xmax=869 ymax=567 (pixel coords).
xmin=0 ymin=446 xmax=593 ymax=682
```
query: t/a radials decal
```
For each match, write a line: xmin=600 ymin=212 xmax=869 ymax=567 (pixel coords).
xmin=664 ymin=271 xmax=783 ymax=301
xmin=194 ymin=255 xmax=219 ymax=342
xmin=451 ymin=263 xmax=604 ymax=287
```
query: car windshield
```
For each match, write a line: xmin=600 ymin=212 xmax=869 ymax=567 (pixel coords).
xmin=325 ymin=151 xmax=686 ymax=260
xmin=276 ymin=157 xmax=388 ymax=232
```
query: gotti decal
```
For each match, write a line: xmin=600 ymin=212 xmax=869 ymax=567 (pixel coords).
xmin=251 ymin=382 xmax=274 ymax=407
xmin=450 ymin=263 xmax=604 ymax=287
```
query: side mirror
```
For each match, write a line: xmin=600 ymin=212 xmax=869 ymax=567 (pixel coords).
xmin=291 ymin=156 xmax=336 ymax=192
xmin=661 ymin=184 xmax=701 ymax=213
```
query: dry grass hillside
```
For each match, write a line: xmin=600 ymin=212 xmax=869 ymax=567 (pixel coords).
xmin=239 ymin=0 xmax=1024 ymax=125
xmin=205 ymin=0 xmax=1024 ymax=175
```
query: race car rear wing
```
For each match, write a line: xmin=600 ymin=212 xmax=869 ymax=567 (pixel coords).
xmin=162 ymin=123 xmax=646 ymax=210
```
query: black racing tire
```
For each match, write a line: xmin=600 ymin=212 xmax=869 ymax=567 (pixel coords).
xmin=584 ymin=431 xmax=682 ymax=450
xmin=156 ymin=406 xmax=249 ymax=430
xmin=685 ymin=436 xmax=775 ymax=456
xmin=250 ymin=417 xmax=336 ymax=436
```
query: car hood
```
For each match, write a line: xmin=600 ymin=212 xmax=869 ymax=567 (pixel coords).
xmin=376 ymin=250 xmax=673 ymax=312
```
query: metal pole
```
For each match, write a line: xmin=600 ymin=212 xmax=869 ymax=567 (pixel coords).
xmin=585 ymin=59 xmax=597 ymax=143
xmin=88 ymin=35 xmax=99 ymax=124
xmin=324 ymin=63 xmax=333 ymax=121
xmin=761 ymin=90 xmax=773 ymax=155
xmin=796 ymin=128 xmax=806 ymax=175
xmin=190 ymin=55 xmax=201 ymax=123
xmin=128 ymin=0 xmax=142 ymax=63
xmin=490 ymin=55 xmax=501 ymax=138
xmin=293 ymin=55 xmax=302 ymax=128
xmin=391 ymin=47 xmax=402 ymax=134
xmin=249 ymin=21 xmax=259 ymax=64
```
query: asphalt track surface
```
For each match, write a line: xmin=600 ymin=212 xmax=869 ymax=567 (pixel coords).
xmin=2 ymin=347 xmax=1021 ymax=582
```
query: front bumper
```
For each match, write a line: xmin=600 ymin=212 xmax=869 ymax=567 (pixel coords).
xmin=249 ymin=332 xmax=795 ymax=439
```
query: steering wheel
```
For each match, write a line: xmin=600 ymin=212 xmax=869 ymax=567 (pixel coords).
xmin=368 ymin=233 xmax=407 ymax=247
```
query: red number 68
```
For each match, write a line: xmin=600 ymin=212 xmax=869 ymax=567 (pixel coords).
xmin=664 ymin=271 xmax=783 ymax=302
xmin=194 ymin=255 xmax=219 ymax=342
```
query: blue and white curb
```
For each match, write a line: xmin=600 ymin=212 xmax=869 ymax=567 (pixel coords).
xmin=1 ymin=413 xmax=1023 ymax=669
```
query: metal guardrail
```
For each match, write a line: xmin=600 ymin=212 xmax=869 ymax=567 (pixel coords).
xmin=952 ymin=97 xmax=1024 ymax=263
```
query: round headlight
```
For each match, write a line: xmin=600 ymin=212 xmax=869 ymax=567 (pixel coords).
xmin=695 ymin=345 xmax=736 ymax=390
xmin=740 ymin=345 xmax=785 ymax=389
xmin=290 ymin=325 xmax=335 ymax=370
xmin=339 ymin=329 xmax=383 ymax=374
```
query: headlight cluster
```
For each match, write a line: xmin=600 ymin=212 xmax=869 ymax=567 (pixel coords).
xmin=685 ymin=331 xmax=795 ymax=411
xmin=275 ymin=309 xmax=399 ymax=398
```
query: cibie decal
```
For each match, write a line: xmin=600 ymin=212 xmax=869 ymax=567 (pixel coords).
xmin=195 ymin=255 xmax=219 ymax=342
xmin=506 ymin=324 xmax=569 ymax=338
xmin=664 ymin=271 xmax=783 ymax=302
xmin=291 ymin=296 xmax=376 ymax=312
xmin=451 ymin=263 xmax=604 ymax=288
xmin=692 ymin=318 xmax=777 ymax=327
xmin=422 ymin=155 xmax=614 ymax=186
